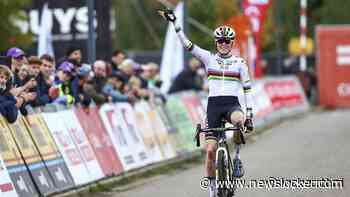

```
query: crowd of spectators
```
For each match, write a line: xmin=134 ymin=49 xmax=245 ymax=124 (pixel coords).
xmin=0 ymin=46 xmax=207 ymax=123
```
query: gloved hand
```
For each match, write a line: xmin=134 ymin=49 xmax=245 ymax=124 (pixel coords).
xmin=244 ymin=108 xmax=254 ymax=132
xmin=158 ymin=8 xmax=177 ymax=22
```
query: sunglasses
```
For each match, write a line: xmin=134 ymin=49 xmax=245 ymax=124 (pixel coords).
xmin=14 ymin=55 xmax=25 ymax=60
xmin=217 ymin=39 xmax=232 ymax=44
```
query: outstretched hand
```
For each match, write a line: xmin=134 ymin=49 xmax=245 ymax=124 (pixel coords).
xmin=158 ymin=8 xmax=176 ymax=22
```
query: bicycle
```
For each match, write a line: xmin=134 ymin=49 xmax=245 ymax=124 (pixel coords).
xmin=195 ymin=120 xmax=246 ymax=197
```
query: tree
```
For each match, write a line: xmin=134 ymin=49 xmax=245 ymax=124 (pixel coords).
xmin=0 ymin=0 xmax=32 ymax=52
xmin=112 ymin=0 xmax=350 ymax=54
xmin=113 ymin=0 xmax=165 ymax=51
xmin=274 ymin=0 xmax=350 ymax=52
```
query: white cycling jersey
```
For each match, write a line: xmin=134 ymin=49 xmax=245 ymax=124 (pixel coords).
xmin=173 ymin=22 xmax=253 ymax=109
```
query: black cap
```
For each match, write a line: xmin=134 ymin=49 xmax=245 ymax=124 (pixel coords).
xmin=66 ymin=45 xmax=81 ymax=57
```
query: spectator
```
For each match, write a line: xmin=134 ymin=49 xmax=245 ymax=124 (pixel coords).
xmin=103 ymin=72 xmax=136 ymax=103
xmin=283 ymin=55 xmax=299 ymax=74
xmin=168 ymin=57 xmax=204 ymax=94
xmin=71 ymin=64 xmax=92 ymax=107
xmin=57 ymin=45 xmax=82 ymax=69
xmin=6 ymin=48 xmax=37 ymax=103
xmin=0 ymin=65 xmax=18 ymax=123
xmin=66 ymin=45 xmax=82 ymax=65
xmin=83 ymin=60 xmax=108 ymax=105
xmin=17 ymin=64 xmax=30 ymax=87
xmin=40 ymin=54 xmax=56 ymax=84
xmin=27 ymin=56 xmax=50 ymax=107
xmin=118 ymin=59 xmax=136 ymax=82
xmin=129 ymin=76 xmax=151 ymax=100
xmin=50 ymin=61 xmax=75 ymax=106
xmin=6 ymin=47 xmax=27 ymax=86
xmin=140 ymin=62 xmax=162 ymax=89
xmin=111 ymin=49 xmax=126 ymax=74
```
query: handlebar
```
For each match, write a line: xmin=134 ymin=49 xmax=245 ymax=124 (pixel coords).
xmin=194 ymin=124 xmax=246 ymax=147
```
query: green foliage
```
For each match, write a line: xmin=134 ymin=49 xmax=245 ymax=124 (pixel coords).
xmin=0 ymin=0 xmax=32 ymax=51
xmin=112 ymin=0 xmax=350 ymax=53
xmin=187 ymin=0 xmax=217 ymax=51
xmin=114 ymin=0 xmax=165 ymax=51
xmin=277 ymin=0 xmax=350 ymax=52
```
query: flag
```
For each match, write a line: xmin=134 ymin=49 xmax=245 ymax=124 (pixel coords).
xmin=38 ymin=3 xmax=54 ymax=57
xmin=160 ymin=2 xmax=184 ymax=94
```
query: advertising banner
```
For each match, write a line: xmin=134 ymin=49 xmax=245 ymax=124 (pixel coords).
xmin=24 ymin=114 xmax=74 ymax=190
xmin=264 ymin=76 xmax=308 ymax=110
xmin=58 ymin=110 xmax=104 ymax=181
xmin=23 ymin=0 xmax=112 ymax=61
xmin=134 ymin=102 xmax=164 ymax=163
xmin=75 ymin=108 xmax=124 ymax=176
xmin=0 ymin=151 xmax=18 ymax=197
xmin=316 ymin=25 xmax=350 ymax=107
xmin=165 ymin=94 xmax=196 ymax=152
xmin=154 ymin=101 xmax=184 ymax=155
xmin=99 ymin=104 xmax=150 ymax=171
xmin=8 ymin=118 xmax=56 ymax=196
xmin=0 ymin=117 xmax=38 ymax=197
xmin=250 ymin=81 xmax=273 ymax=118
xmin=180 ymin=92 xmax=206 ymax=127
xmin=42 ymin=112 xmax=91 ymax=185
xmin=146 ymin=104 xmax=176 ymax=160
xmin=180 ymin=92 xmax=207 ymax=147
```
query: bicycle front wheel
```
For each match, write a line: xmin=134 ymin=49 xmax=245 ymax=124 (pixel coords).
xmin=217 ymin=151 xmax=229 ymax=197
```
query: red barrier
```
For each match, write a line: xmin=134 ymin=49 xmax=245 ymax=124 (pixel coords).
xmin=181 ymin=93 xmax=206 ymax=127
xmin=317 ymin=26 xmax=350 ymax=107
xmin=264 ymin=77 xmax=306 ymax=110
xmin=75 ymin=108 xmax=124 ymax=176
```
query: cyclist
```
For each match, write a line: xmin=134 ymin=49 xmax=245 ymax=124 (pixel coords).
xmin=159 ymin=9 xmax=254 ymax=197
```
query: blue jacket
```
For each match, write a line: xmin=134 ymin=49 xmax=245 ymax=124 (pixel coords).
xmin=71 ymin=77 xmax=91 ymax=107
xmin=27 ymin=74 xmax=50 ymax=107
xmin=103 ymin=83 xmax=129 ymax=103
xmin=0 ymin=93 xmax=18 ymax=123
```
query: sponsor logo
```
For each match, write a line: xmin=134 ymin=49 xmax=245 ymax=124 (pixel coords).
xmin=337 ymin=83 xmax=350 ymax=97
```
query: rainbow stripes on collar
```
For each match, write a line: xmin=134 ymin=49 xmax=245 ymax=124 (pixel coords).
xmin=207 ymin=68 xmax=241 ymax=81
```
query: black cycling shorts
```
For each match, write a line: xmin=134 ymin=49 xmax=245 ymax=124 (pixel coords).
xmin=205 ymin=96 xmax=243 ymax=141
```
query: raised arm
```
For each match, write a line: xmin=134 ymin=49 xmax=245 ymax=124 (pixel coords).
xmin=159 ymin=9 xmax=211 ymax=66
